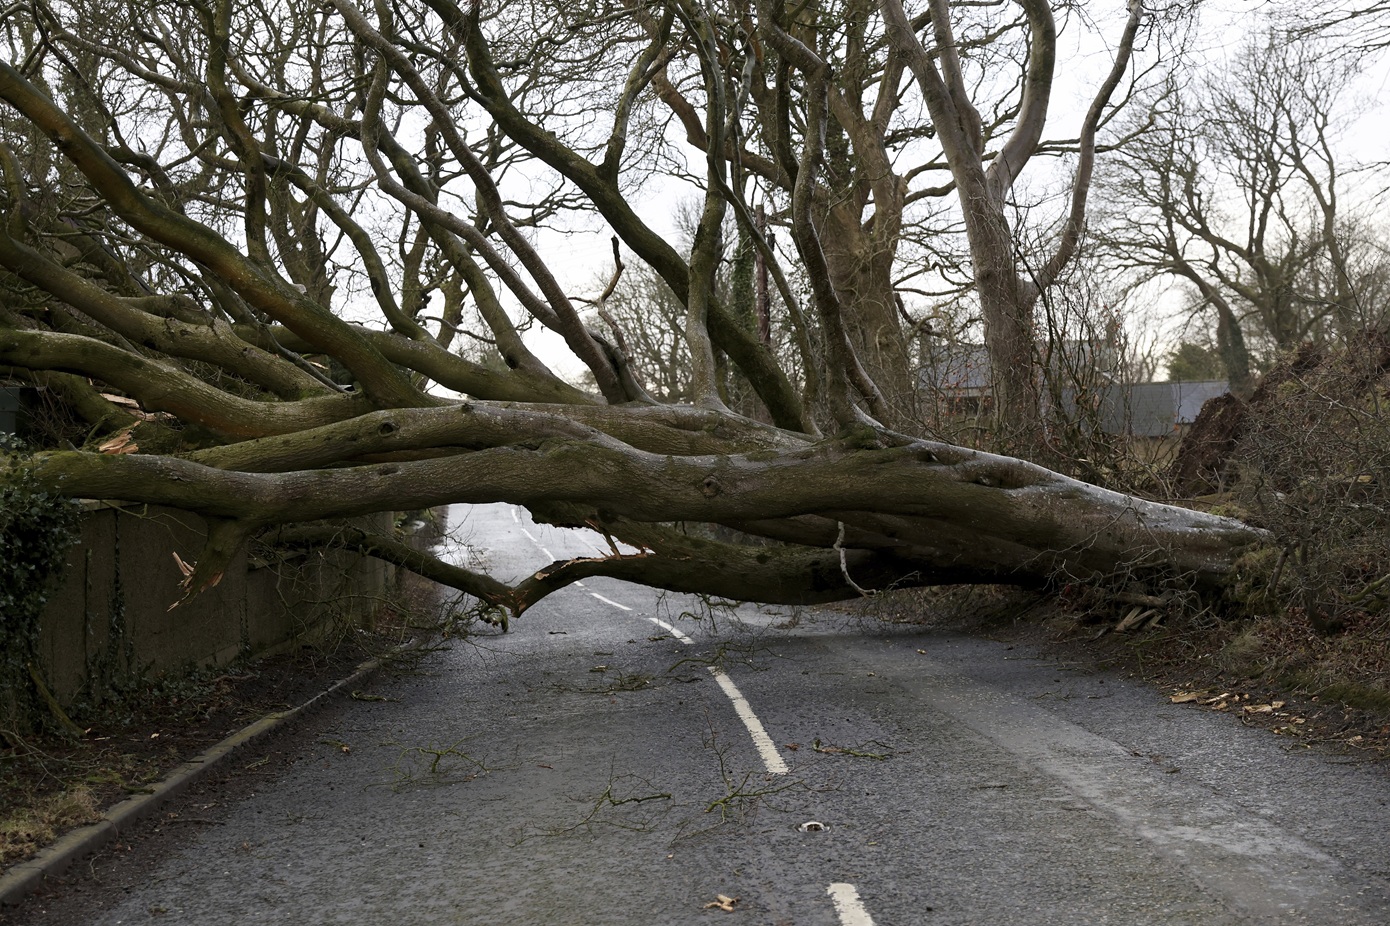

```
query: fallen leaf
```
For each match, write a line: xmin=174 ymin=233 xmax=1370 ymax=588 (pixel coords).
xmin=1243 ymin=704 xmax=1275 ymax=714
xmin=1170 ymin=691 xmax=1203 ymax=704
xmin=703 ymin=895 xmax=739 ymax=912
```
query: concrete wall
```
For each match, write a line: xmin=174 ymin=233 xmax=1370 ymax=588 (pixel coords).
xmin=37 ymin=503 xmax=395 ymax=706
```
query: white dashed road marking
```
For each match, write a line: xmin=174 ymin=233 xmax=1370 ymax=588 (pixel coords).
xmin=508 ymin=511 xmax=815 ymax=899
xmin=827 ymin=883 xmax=875 ymax=925
xmin=647 ymin=617 xmax=695 ymax=645
xmin=707 ymin=668 xmax=789 ymax=775
xmin=519 ymin=526 xmax=789 ymax=776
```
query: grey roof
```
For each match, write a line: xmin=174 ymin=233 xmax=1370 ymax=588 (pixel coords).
xmin=919 ymin=340 xmax=1121 ymax=394
xmin=918 ymin=342 xmax=1228 ymax=435
xmin=1174 ymin=380 xmax=1230 ymax=421
xmin=1073 ymin=380 xmax=1229 ymax=437
xmin=1108 ymin=380 xmax=1228 ymax=436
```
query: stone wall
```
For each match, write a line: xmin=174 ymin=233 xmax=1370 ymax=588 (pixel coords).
xmin=36 ymin=503 xmax=395 ymax=706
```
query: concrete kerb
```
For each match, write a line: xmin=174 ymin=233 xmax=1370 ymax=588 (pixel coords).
xmin=0 ymin=655 xmax=384 ymax=908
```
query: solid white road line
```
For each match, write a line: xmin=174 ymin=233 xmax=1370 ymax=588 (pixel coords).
xmin=827 ymin=883 xmax=875 ymax=926
xmin=514 ymin=520 xmax=578 ymax=583
xmin=646 ymin=617 xmax=695 ymax=645
xmin=707 ymin=668 xmax=789 ymax=775
xmin=505 ymin=505 xmax=861 ymax=920
xmin=586 ymin=589 xmax=787 ymax=778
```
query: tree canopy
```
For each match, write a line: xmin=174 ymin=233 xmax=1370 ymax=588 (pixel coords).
xmin=0 ymin=0 xmax=1267 ymax=621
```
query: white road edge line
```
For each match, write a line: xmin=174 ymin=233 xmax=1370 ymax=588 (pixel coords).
xmin=647 ymin=617 xmax=695 ymax=645
xmin=827 ymin=883 xmax=875 ymax=926
xmin=589 ymin=592 xmax=631 ymax=611
xmin=707 ymin=668 xmax=789 ymax=775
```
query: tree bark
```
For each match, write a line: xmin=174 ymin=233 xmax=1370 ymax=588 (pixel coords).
xmin=20 ymin=422 xmax=1266 ymax=617
xmin=0 ymin=0 xmax=1261 ymax=628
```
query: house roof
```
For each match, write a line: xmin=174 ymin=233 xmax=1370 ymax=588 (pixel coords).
xmin=917 ymin=342 xmax=1229 ymax=435
xmin=918 ymin=340 xmax=1122 ymax=394
xmin=1110 ymin=381 xmax=1229 ymax=437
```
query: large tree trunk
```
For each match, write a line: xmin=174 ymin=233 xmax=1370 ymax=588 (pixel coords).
xmin=960 ymin=193 xmax=1042 ymax=447
xmin=0 ymin=1 xmax=1245 ymax=630
xmin=820 ymin=204 xmax=916 ymax=427
xmin=15 ymin=409 xmax=1266 ymax=616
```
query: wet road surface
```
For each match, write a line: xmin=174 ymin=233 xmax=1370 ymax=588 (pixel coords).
xmin=11 ymin=503 xmax=1390 ymax=925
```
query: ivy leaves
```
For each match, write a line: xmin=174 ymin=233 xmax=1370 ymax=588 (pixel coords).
xmin=1 ymin=440 xmax=82 ymax=725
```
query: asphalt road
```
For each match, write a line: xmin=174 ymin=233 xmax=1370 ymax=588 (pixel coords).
xmin=13 ymin=503 xmax=1390 ymax=925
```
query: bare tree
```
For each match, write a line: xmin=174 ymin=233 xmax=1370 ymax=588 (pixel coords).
xmin=1284 ymin=0 xmax=1390 ymax=54
xmin=1095 ymin=27 xmax=1386 ymax=396
xmin=0 ymin=0 xmax=1263 ymax=621
xmin=880 ymin=0 xmax=1147 ymax=444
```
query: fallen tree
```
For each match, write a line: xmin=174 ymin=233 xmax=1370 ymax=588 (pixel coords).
xmin=0 ymin=0 xmax=1266 ymax=622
